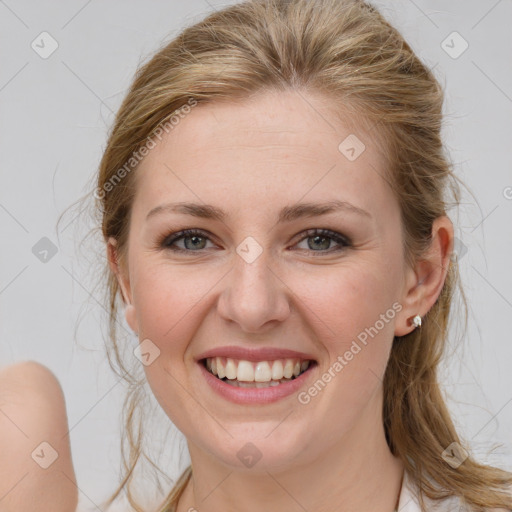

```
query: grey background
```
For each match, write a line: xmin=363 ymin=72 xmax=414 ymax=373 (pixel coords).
xmin=1 ymin=0 xmax=511 ymax=510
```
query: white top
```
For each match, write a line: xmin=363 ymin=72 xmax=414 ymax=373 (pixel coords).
xmin=397 ymin=470 xmax=511 ymax=512
xmin=397 ymin=470 xmax=461 ymax=511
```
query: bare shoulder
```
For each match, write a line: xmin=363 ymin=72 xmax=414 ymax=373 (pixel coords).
xmin=0 ymin=361 xmax=78 ymax=512
xmin=1 ymin=360 xmax=63 ymax=396
xmin=0 ymin=361 xmax=68 ymax=432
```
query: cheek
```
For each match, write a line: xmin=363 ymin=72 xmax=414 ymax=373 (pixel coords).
xmin=292 ymin=258 xmax=400 ymax=343
xmin=132 ymin=260 xmax=216 ymax=342
xmin=129 ymin=261 xmax=215 ymax=430
xmin=264 ymin=263 xmax=401 ymax=446
xmin=129 ymin=262 xmax=200 ymax=386
xmin=290 ymin=261 xmax=400 ymax=395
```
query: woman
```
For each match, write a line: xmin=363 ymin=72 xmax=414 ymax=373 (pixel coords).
xmin=94 ymin=0 xmax=512 ymax=510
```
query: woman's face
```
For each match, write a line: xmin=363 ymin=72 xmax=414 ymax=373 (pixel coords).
xmin=112 ymin=89 xmax=416 ymax=471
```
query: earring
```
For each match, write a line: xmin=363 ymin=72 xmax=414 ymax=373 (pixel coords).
xmin=412 ymin=314 xmax=422 ymax=328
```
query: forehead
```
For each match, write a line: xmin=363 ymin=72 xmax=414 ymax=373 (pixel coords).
xmin=133 ymin=89 xmax=395 ymax=220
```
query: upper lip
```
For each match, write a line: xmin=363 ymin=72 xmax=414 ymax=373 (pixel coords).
xmin=196 ymin=346 xmax=317 ymax=363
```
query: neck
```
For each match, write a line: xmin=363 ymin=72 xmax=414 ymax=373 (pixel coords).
xmin=177 ymin=392 xmax=404 ymax=512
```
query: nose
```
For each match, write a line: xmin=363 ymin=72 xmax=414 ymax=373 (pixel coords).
xmin=216 ymin=245 xmax=291 ymax=333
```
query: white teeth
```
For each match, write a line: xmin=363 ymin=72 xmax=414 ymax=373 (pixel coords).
xmin=224 ymin=378 xmax=294 ymax=388
xmin=283 ymin=359 xmax=294 ymax=379
xmin=205 ymin=357 xmax=313 ymax=383
xmin=271 ymin=360 xmax=284 ymax=380
xmin=237 ymin=360 xmax=254 ymax=382
xmin=216 ymin=357 xmax=225 ymax=379
xmin=225 ymin=358 xmax=237 ymax=380
xmin=254 ymin=361 xmax=272 ymax=382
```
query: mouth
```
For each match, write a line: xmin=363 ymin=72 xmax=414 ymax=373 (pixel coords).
xmin=201 ymin=356 xmax=316 ymax=388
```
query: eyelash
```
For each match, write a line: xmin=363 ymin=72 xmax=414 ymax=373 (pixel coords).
xmin=159 ymin=228 xmax=351 ymax=255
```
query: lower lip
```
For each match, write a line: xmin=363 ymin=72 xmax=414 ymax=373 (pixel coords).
xmin=198 ymin=361 xmax=316 ymax=405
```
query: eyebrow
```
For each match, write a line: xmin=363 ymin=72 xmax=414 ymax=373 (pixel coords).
xmin=146 ymin=200 xmax=372 ymax=222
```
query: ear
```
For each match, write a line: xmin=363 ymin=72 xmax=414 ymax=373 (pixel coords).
xmin=107 ymin=237 xmax=138 ymax=335
xmin=394 ymin=216 xmax=454 ymax=336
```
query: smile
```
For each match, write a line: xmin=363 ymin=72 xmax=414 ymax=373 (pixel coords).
xmin=203 ymin=357 xmax=312 ymax=387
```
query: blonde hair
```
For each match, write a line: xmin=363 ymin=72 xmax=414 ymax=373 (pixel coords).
xmin=94 ymin=0 xmax=512 ymax=510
